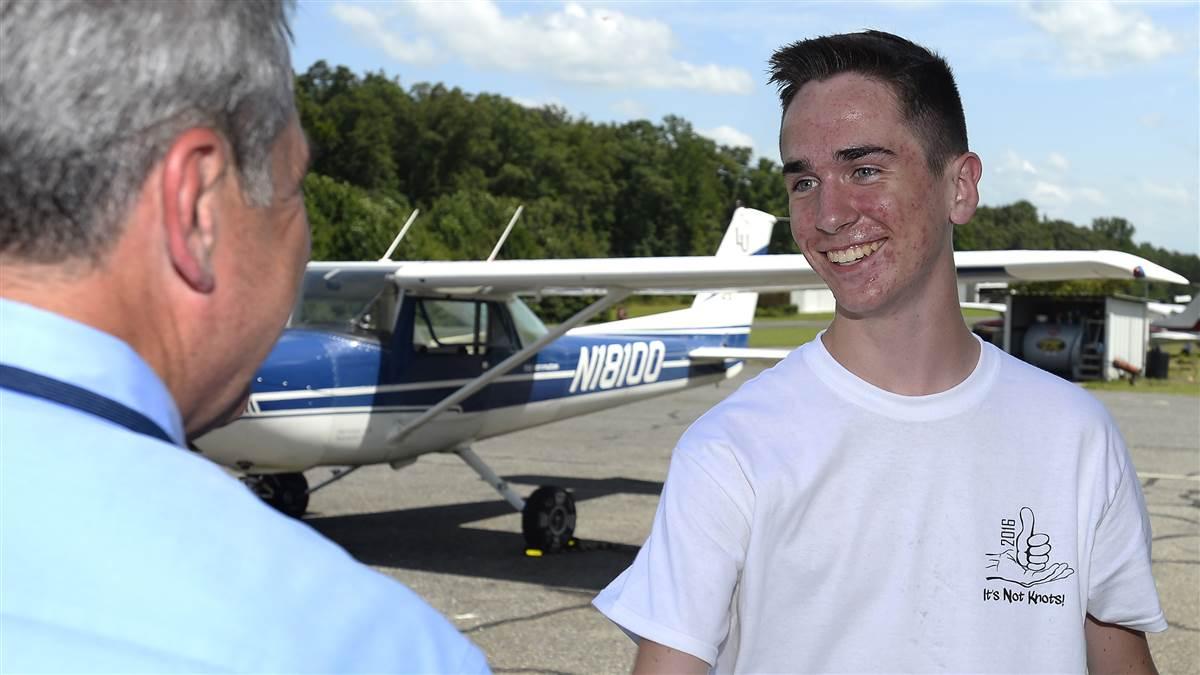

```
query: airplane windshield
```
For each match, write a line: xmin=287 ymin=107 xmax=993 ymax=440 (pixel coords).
xmin=507 ymin=297 xmax=548 ymax=347
xmin=289 ymin=269 xmax=397 ymax=339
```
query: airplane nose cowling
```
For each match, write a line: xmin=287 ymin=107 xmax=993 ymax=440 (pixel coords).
xmin=254 ymin=329 xmax=341 ymax=395
xmin=192 ymin=329 xmax=341 ymax=472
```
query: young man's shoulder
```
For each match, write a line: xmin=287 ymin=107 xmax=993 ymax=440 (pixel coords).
xmin=986 ymin=342 xmax=1113 ymax=423
xmin=676 ymin=344 xmax=820 ymax=452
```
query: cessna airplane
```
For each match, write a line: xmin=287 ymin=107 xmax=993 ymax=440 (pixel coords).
xmin=192 ymin=207 xmax=1189 ymax=551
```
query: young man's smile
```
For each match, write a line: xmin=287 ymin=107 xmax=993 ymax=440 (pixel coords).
xmin=823 ymin=238 xmax=887 ymax=265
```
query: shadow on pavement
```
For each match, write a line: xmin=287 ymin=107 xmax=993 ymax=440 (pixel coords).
xmin=305 ymin=474 xmax=661 ymax=592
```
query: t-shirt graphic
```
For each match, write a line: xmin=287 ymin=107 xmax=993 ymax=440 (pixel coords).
xmin=983 ymin=506 xmax=1075 ymax=606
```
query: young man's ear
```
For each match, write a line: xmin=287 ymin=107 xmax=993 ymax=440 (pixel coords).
xmin=948 ymin=152 xmax=983 ymax=226
xmin=160 ymin=128 xmax=229 ymax=294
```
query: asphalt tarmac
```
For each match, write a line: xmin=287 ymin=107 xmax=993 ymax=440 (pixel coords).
xmin=302 ymin=365 xmax=1199 ymax=674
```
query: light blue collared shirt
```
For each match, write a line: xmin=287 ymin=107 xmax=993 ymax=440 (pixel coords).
xmin=0 ymin=299 xmax=489 ymax=673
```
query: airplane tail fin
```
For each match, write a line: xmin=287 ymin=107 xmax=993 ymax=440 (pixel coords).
xmin=571 ymin=207 xmax=777 ymax=344
xmin=1155 ymin=294 xmax=1200 ymax=331
xmin=685 ymin=207 xmax=775 ymax=329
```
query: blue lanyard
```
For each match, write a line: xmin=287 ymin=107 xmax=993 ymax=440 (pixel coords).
xmin=0 ymin=364 xmax=177 ymax=446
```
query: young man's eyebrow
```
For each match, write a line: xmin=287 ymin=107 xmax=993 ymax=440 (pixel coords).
xmin=781 ymin=158 xmax=811 ymax=174
xmin=835 ymin=145 xmax=895 ymax=163
xmin=781 ymin=146 xmax=894 ymax=175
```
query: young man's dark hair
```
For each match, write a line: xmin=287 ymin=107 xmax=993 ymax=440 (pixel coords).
xmin=768 ymin=29 xmax=968 ymax=173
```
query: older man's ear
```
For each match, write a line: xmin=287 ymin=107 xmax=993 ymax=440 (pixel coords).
xmin=160 ymin=127 xmax=230 ymax=294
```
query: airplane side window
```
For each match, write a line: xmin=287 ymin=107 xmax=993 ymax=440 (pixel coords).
xmin=351 ymin=284 xmax=398 ymax=339
xmin=507 ymin=297 xmax=548 ymax=348
xmin=292 ymin=269 xmax=392 ymax=332
xmin=413 ymin=301 xmax=437 ymax=351
xmin=413 ymin=299 xmax=482 ymax=355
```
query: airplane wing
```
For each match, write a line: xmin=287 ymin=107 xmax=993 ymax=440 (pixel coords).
xmin=951 ymin=250 xmax=1188 ymax=285
xmin=374 ymin=249 xmax=1187 ymax=295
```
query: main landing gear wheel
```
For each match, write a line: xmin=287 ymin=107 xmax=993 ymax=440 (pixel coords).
xmin=522 ymin=486 xmax=576 ymax=553
xmin=247 ymin=472 xmax=309 ymax=518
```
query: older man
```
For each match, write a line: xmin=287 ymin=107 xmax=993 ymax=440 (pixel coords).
xmin=0 ymin=2 xmax=487 ymax=671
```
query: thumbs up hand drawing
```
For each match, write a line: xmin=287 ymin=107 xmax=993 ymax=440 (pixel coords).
xmin=1017 ymin=507 xmax=1051 ymax=571
xmin=986 ymin=507 xmax=1075 ymax=587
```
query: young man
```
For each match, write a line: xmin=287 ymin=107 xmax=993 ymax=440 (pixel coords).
xmin=0 ymin=2 xmax=486 ymax=671
xmin=594 ymin=31 xmax=1164 ymax=673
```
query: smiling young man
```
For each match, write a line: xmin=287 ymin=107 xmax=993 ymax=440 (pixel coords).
xmin=594 ymin=31 xmax=1164 ymax=673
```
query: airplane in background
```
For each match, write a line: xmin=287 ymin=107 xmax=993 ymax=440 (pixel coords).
xmin=1150 ymin=295 xmax=1200 ymax=343
xmin=192 ymin=207 xmax=1189 ymax=552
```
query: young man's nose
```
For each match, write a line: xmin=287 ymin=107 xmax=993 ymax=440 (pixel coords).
xmin=815 ymin=184 xmax=857 ymax=234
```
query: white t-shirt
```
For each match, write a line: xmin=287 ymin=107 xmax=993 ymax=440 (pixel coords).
xmin=594 ymin=335 xmax=1165 ymax=673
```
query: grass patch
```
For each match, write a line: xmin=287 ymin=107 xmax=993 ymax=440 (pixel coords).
xmin=750 ymin=324 xmax=824 ymax=348
xmin=962 ymin=307 xmax=1003 ymax=318
xmin=1082 ymin=347 xmax=1199 ymax=397
xmin=1082 ymin=378 xmax=1200 ymax=397
xmin=620 ymin=296 xmax=691 ymax=318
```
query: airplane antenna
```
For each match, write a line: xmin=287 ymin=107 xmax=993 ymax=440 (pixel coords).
xmin=379 ymin=209 xmax=421 ymax=261
xmin=486 ymin=204 xmax=524 ymax=262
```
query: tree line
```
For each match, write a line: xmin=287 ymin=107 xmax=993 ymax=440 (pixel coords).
xmin=295 ymin=61 xmax=1198 ymax=304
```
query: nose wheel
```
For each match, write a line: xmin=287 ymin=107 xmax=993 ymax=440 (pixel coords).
xmin=244 ymin=472 xmax=309 ymax=518
xmin=454 ymin=446 xmax=577 ymax=554
xmin=522 ymin=485 xmax=576 ymax=553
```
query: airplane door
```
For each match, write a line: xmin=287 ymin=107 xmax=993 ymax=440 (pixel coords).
xmin=398 ymin=298 xmax=518 ymax=444
xmin=478 ymin=300 xmax=519 ymax=410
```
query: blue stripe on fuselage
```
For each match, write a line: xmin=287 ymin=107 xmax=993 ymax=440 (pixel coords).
xmin=250 ymin=330 xmax=746 ymax=413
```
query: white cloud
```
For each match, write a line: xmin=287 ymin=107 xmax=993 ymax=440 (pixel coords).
xmin=511 ymin=95 xmax=565 ymax=109
xmin=328 ymin=4 xmax=436 ymax=64
xmin=699 ymin=125 xmax=755 ymax=151
xmin=1020 ymin=1 xmax=1177 ymax=74
xmin=330 ymin=1 xmax=754 ymax=95
xmin=611 ymin=98 xmax=647 ymax=118
xmin=1138 ymin=112 xmax=1164 ymax=129
xmin=1141 ymin=181 xmax=1193 ymax=204
xmin=995 ymin=150 xmax=1039 ymax=175
xmin=1076 ymin=187 xmax=1107 ymax=206
xmin=989 ymin=150 xmax=1115 ymax=210
xmin=1032 ymin=180 xmax=1071 ymax=204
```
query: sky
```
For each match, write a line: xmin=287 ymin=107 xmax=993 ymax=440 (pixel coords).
xmin=291 ymin=0 xmax=1200 ymax=255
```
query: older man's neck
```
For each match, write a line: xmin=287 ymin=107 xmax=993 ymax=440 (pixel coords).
xmin=1 ymin=258 xmax=182 ymax=399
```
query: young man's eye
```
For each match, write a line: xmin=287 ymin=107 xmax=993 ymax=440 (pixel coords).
xmin=792 ymin=177 xmax=818 ymax=193
xmin=852 ymin=167 xmax=881 ymax=180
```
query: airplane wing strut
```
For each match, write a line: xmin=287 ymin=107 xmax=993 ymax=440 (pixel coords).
xmin=384 ymin=288 xmax=633 ymax=454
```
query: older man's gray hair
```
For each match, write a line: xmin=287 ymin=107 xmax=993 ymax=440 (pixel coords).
xmin=0 ymin=0 xmax=296 ymax=265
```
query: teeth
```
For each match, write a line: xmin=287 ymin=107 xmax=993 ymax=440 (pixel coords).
xmin=826 ymin=240 xmax=883 ymax=265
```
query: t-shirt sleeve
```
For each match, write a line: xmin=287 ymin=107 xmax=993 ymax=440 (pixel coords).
xmin=1086 ymin=424 xmax=1167 ymax=633
xmin=593 ymin=440 xmax=752 ymax=666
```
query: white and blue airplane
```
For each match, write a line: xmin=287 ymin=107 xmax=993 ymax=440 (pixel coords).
xmin=193 ymin=207 xmax=1188 ymax=551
